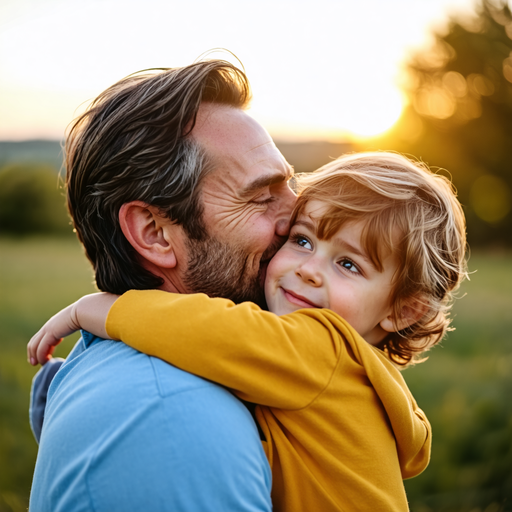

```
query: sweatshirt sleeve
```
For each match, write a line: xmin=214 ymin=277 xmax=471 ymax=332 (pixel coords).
xmin=359 ymin=344 xmax=432 ymax=479
xmin=106 ymin=289 xmax=345 ymax=409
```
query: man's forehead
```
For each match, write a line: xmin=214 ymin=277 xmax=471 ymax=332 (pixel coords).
xmin=192 ymin=103 xmax=292 ymax=178
xmin=241 ymin=139 xmax=292 ymax=173
xmin=192 ymin=104 xmax=268 ymax=149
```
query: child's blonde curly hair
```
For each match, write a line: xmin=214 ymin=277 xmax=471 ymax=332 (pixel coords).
xmin=293 ymin=152 xmax=468 ymax=366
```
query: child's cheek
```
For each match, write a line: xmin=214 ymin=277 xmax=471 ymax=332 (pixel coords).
xmin=264 ymin=251 xmax=288 ymax=302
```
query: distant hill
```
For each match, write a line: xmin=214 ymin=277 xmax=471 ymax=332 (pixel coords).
xmin=0 ymin=139 xmax=353 ymax=175
xmin=0 ymin=140 xmax=63 ymax=170
xmin=275 ymin=141 xmax=353 ymax=174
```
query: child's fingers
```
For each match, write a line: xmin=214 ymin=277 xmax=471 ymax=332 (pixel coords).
xmin=27 ymin=328 xmax=63 ymax=366
xmin=36 ymin=333 xmax=63 ymax=366
xmin=27 ymin=330 xmax=44 ymax=365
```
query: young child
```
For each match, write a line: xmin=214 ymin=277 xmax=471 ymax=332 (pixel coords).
xmin=28 ymin=152 xmax=468 ymax=512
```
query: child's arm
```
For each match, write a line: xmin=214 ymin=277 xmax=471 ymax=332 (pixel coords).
xmin=27 ymin=293 xmax=118 ymax=365
xmin=106 ymin=289 xmax=348 ymax=410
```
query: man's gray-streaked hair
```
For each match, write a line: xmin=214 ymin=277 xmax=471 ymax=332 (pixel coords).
xmin=65 ymin=60 xmax=251 ymax=294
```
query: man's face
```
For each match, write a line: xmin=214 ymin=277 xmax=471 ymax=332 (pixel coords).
xmin=184 ymin=104 xmax=296 ymax=306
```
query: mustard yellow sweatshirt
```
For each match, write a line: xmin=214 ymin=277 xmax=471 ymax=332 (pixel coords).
xmin=107 ymin=290 xmax=431 ymax=512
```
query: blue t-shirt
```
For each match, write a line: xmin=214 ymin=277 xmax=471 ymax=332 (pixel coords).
xmin=30 ymin=332 xmax=272 ymax=512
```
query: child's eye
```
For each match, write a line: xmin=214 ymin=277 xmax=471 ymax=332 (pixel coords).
xmin=339 ymin=258 xmax=360 ymax=274
xmin=291 ymin=234 xmax=313 ymax=250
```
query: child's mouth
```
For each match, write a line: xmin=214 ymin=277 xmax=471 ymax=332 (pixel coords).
xmin=281 ymin=288 xmax=321 ymax=309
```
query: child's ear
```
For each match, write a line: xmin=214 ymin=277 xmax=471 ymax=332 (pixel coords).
xmin=380 ymin=296 xmax=430 ymax=333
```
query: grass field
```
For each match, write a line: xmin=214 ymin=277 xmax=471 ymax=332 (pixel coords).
xmin=0 ymin=236 xmax=96 ymax=512
xmin=403 ymin=251 xmax=512 ymax=512
xmin=0 ymin=237 xmax=511 ymax=512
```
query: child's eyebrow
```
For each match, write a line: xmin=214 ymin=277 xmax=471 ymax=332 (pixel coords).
xmin=331 ymin=238 xmax=378 ymax=271
xmin=293 ymin=219 xmax=316 ymax=231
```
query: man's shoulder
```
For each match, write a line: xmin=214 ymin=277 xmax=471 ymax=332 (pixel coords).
xmin=45 ymin=333 xmax=263 ymax=448
xmin=46 ymin=333 xmax=254 ymax=432
xmin=54 ymin=332 xmax=214 ymax=400
xmin=31 ymin=334 xmax=272 ymax=512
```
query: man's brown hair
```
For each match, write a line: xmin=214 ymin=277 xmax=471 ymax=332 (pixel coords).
xmin=293 ymin=152 xmax=468 ymax=366
xmin=65 ymin=60 xmax=251 ymax=294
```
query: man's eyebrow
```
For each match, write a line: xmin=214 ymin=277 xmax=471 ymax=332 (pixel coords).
xmin=241 ymin=165 xmax=294 ymax=196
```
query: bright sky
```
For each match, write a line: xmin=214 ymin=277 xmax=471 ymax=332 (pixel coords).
xmin=0 ymin=0 xmax=476 ymax=142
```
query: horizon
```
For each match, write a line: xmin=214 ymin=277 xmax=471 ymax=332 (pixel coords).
xmin=0 ymin=0 xmax=481 ymax=143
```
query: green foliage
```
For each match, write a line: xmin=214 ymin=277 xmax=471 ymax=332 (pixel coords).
xmin=0 ymin=238 xmax=510 ymax=512
xmin=0 ymin=237 xmax=96 ymax=512
xmin=0 ymin=164 xmax=72 ymax=236
xmin=404 ymin=252 xmax=512 ymax=511
xmin=361 ymin=0 xmax=512 ymax=247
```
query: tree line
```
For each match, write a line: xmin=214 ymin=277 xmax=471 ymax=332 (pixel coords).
xmin=362 ymin=0 xmax=512 ymax=247
xmin=2 ymin=0 xmax=511 ymax=246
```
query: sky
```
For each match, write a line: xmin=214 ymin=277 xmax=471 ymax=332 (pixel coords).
xmin=0 ymin=0 xmax=478 ymax=142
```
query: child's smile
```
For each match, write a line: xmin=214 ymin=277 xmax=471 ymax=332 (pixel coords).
xmin=280 ymin=288 xmax=322 ymax=309
xmin=265 ymin=200 xmax=400 ymax=345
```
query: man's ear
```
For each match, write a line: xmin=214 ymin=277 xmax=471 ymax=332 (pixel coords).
xmin=380 ymin=296 xmax=430 ymax=333
xmin=119 ymin=201 xmax=179 ymax=269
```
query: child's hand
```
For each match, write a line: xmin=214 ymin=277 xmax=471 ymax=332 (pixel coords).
xmin=27 ymin=303 xmax=80 ymax=366
xmin=27 ymin=292 xmax=119 ymax=366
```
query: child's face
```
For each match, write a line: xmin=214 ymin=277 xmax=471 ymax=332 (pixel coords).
xmin=265 ymin=200 xmax=400 ymax=345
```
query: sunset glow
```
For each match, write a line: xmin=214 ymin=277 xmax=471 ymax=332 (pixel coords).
xmin=0 ymin=0 xmax=475 ymax=142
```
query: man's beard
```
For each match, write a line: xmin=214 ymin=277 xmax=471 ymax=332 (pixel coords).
xmin=183 ymin=232 xmax=285 ymax=308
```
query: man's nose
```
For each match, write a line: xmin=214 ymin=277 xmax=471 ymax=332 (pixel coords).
xmin=275 ymin=185 xmax=296 ymax=237
xmin=295 ymin=260 xmax=323 ymax=286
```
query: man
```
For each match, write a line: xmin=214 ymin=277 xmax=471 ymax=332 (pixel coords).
xmin=29 ymin=60 xmax=295 ymax=511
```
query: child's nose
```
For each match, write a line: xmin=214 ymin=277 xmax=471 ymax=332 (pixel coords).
xmin=295 ymin=261 xmax=323 ymax=286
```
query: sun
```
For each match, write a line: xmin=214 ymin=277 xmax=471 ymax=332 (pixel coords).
xmin=340 ymin=88 xmax=405 ymax=140
xmin=253 ymin=84 xmax=405 ymax=143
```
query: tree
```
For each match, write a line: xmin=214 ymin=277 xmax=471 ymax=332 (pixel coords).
xmin=0 ymin=164 xmax=71 ymax=235
xmin=365 ymin=0 xmax=512 ymax=246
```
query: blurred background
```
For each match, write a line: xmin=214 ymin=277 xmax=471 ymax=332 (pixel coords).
xmin=1 ymin=0 xmax=511 ymax=511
